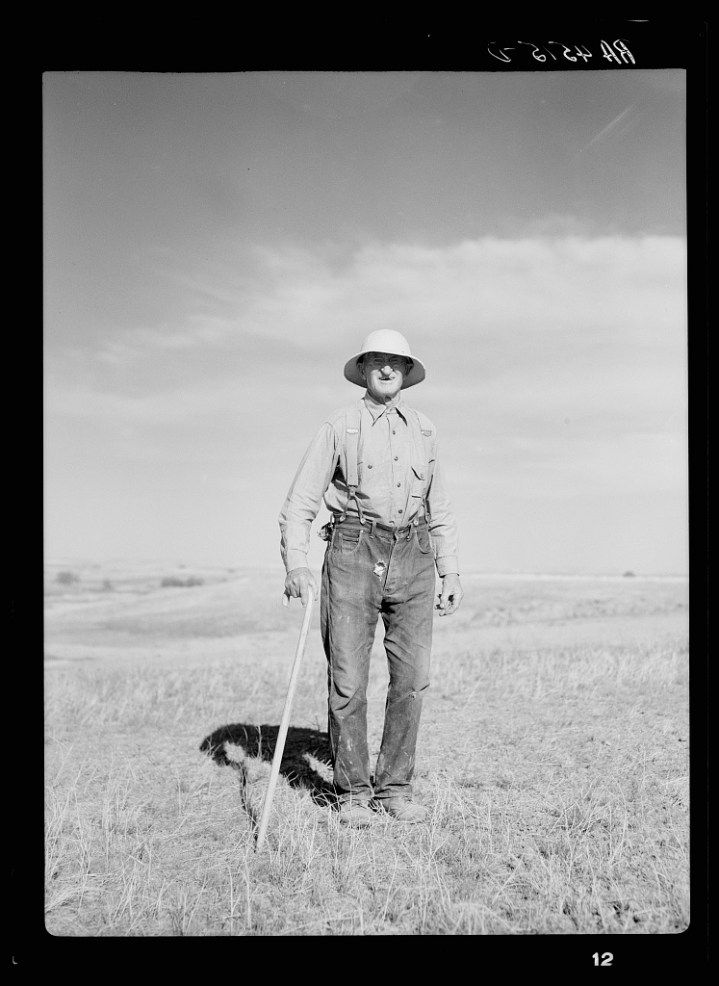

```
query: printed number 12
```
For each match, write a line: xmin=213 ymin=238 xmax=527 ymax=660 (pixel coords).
xmin=593 ymin=953 xmax=614 ymax=966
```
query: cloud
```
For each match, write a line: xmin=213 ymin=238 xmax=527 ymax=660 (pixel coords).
xmin=233 ymin=235 xmax=687 ymax=437
xmin=241 ymin=234 xmax=686 ymax=348
xmin=47 ymin=233 xmax=687 ymax=462
xmin=65 ymin=232 xmax=684 ymax=363
xmin=43 ymin=232 xmax=688 ymax=571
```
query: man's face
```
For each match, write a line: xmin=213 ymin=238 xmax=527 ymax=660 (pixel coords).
xmin=359 ymin=352 xmax=410 ymax=403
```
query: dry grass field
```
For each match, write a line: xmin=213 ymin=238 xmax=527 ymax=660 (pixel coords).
xmin=42 ymin=561 xmax=691 ymax=942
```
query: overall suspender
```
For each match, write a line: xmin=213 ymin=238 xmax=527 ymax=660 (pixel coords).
xmin=339 ymin=403 xmax=364 ymax=524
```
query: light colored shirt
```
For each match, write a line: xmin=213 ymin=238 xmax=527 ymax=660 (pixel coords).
xmin=279 ymin=392 xmax=459 ymax=576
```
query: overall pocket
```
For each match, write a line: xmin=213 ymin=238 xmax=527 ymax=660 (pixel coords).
xmin=333 ymin=527 xmax=364 ymax=555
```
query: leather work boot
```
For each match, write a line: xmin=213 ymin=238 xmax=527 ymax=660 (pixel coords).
xmin=379 ymin=799 xmax=429 ymax=824
xmin=337 ymin=800 xmax=377 ymax=828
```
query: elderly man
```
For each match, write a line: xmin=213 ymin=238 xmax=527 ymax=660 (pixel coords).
xmin=279 ymin=330 xmax=463 ymax=827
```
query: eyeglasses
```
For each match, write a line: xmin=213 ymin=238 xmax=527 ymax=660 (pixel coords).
xmin=361 ymin=353 xmax=411 ymax=370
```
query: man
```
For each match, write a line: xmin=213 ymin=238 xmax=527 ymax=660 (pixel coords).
xmin=279 ymin=330 xmax=463 ymax=827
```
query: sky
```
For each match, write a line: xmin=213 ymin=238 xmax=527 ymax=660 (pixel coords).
xmin=43 ymin=69 xmax=689 ymax=576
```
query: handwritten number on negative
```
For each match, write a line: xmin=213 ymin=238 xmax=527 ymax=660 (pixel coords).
xmin=592 ymin=953 xmax=614 ymax=966
xmin=600 ymin=39 xmax=636 ymax=65
xmin=487 ymin=42 xmax=513 ymax=62
xmin=518 ymin=41 xmax=549 ymax=62
xmin=489 ymin=39 xmax=634 ymax=66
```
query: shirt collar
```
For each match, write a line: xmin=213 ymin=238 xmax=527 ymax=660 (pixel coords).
xmin=362 ymin=391 xmax=408 ymax=423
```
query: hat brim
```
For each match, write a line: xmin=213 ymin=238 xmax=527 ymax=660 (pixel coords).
xmin=343 ymin=354 xmax=426 ymax=389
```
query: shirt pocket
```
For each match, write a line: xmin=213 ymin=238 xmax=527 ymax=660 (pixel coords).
xmin=410 ymin=465 xmax=427 ymax=500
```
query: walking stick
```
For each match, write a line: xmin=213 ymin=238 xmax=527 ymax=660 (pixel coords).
xmin=255 ymin=584 xmax=315 ymax=851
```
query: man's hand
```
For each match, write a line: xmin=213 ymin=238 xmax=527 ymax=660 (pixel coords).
xmin=436 ymin=574 xmax=463 ymax=616
xmin=283 ymin=567 xmax=318 ymax=608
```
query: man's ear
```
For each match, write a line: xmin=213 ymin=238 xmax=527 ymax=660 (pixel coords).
xmin=358 ymin=360 xmax=366 ymax=380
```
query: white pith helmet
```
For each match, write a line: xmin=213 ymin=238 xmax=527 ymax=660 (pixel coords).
xmin=343 ymin=330 xmax=426 ymax=389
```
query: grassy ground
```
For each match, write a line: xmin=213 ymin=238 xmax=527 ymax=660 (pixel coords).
xmin=43 ymin=565 xmax=690 ymax=937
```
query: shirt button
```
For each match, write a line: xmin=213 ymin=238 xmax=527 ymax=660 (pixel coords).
xmin=392 ymin=429 xmax=396 ymax=435
xmin=394 ymin=456 xmax=398 ymax=461
xmin=396 ymin=482 xmax=401 ymax=487
xmin=367 ymin=464 xmax=373 ymax=469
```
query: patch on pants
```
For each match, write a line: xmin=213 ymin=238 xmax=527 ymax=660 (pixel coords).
xmin=373 ymin=561 xmax=386 ymax=578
